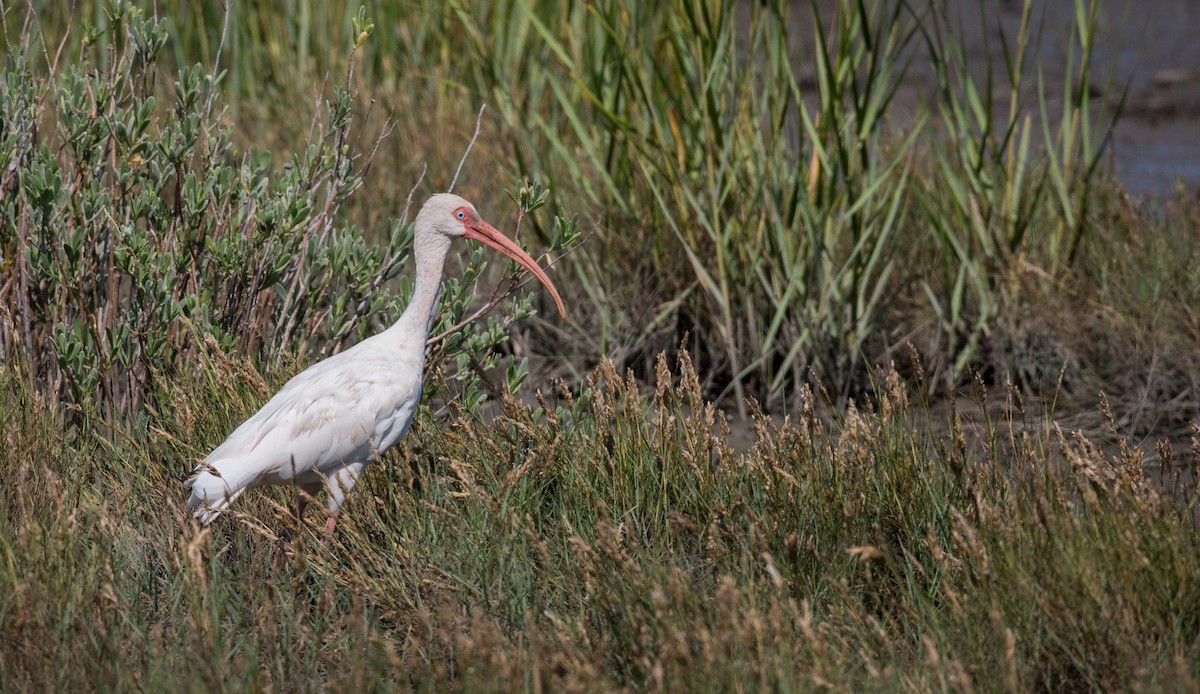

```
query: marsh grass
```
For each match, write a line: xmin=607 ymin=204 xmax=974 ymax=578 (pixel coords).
xmin=4 ymin=0 xmax=1200 ymax=690
xmin=3 ymin=352 xmax=1199 ymax=690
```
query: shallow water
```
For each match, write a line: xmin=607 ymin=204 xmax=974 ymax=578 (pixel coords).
xmin=950 ymin=0 xmax=1200 ymax=196
xmin=799 ymin=0 xmax=1200 ymax=196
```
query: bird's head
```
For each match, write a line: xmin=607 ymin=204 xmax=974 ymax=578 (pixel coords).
xmin=416 ymin=193 xmax=566 ymax=318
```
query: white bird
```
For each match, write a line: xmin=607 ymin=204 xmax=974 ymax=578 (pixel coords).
xmin=185 ymin=193 xmax=566 ymax=533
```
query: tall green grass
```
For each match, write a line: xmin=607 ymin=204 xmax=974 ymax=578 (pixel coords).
xmin=917 ymin=0 xmax=1124 ymax=386
xmin=388 ymin=0 xmax=1128 ymax=406
xmin=435 ymin=0 xmax=921 ymax=408
xmin=13 ymin=0 xmax=1153 ymax=409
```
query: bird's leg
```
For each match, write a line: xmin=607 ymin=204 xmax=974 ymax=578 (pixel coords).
xmin=272 ymin=531 xmax=291 ymax=571
xmin=297 ymin=492 xmax=310 ymax=524
xmin=319 ymin=464 xmax=361 ymax=543
xmin=272 ymin=496 xmax=302 ymax=571
xmin=316 ymin=509 xmax=341 ymax=609
xmin=274 ymin=486 xmax=318 ymax=571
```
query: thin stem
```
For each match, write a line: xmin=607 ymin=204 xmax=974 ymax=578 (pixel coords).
xmin=401 ymin=163 xmax=428 ymax=223
xmin=202 ymin=1 xmax=232 ymax=121
xmin=426 ymin=237 xmax=583 ymax=347
xmin=449 ymin=104 xmax=486 ymax=192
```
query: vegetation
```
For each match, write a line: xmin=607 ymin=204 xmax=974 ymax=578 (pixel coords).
xmin=2 ymin=0 xmax=1198 ymax=690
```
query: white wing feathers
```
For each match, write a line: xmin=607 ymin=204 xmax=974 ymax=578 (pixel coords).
xmin=186 ymin=337 xmax=422 ymax=523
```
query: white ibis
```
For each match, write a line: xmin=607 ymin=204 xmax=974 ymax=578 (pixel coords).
xmin=185 ymin=193 xmax=566 ymax=533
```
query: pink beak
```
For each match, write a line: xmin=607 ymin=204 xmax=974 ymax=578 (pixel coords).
xmin=463 ymin=220 xmax=567 ymax=319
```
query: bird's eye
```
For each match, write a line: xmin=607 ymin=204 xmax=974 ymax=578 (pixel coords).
xmin=455 ymin=210 xmax=466 ymax=220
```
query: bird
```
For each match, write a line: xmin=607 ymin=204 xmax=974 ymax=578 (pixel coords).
xmin=185 ymin=193 xmax=566 ymax=534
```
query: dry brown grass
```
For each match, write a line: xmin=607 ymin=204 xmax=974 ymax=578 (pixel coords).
xmin=3 ymin=353 xmax=1199 ymax=690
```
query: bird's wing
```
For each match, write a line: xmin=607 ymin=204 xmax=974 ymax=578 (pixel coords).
xmin=198 ymin=349 xmax=422 ymax=489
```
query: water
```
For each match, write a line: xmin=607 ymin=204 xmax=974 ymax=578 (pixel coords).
xmin=969 ymin=0 xmax=1200 ymax=196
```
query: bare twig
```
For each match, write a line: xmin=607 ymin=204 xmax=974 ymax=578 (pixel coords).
xmin=21 ymin=2 xmax=51 ymax=75
xmin=48 ymin=0 xmax=78 ymax=78
xmin=307 ymin=73 xmax=330 ymax=148
xmin=202 ymin=0 xmax=232 ymax=121
xmin=448 ymin=104 xmax=486 ymax=193
xmin=13 ymin=209 xmax=34 ymax=372
xmin=354 ymin=110 xmax=395 ymax=187
xmin=426 ymin=234 xmax=586 ymax=347
xmin=402 ymin=163 xmax=428 ymax=224
xmin=345 ymin=161 xmax=424 ymax=326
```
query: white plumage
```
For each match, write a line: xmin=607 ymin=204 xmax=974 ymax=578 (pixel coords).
xmin=185 ymin=193 xmax=565 ymax=531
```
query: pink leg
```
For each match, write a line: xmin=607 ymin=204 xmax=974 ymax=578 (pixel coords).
xmin=320 ymin=464 xmax=362 ymax=541
xmin=317 ymin=510 xmax=341 ymax=603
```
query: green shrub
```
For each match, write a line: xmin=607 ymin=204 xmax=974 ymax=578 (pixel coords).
xmin=0 ymin=6 xmax=572 ymax=418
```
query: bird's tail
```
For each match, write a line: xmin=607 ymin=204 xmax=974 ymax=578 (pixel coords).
xmin=185 ymin=463 xmax=245 ymax=525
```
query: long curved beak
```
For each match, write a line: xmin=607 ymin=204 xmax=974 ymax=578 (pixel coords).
xmin=464 ymin=220 xmax=567 ymax=319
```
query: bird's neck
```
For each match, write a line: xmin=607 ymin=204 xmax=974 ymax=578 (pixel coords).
xmin=393 ymin=232 xmax=451 ymax=338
